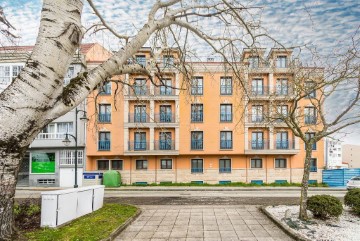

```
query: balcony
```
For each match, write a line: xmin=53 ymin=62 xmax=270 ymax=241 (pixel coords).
xmin=249 ymin=140 xmax=270 ymax=150
xmin=275 ymin=140 xmax=295 ymax=150
xmin=154 ymin=140 xmax=175 ymax=150
xmin=155 ymin=113 xmax=175 ymax=123
xmin=220 ymin=140 xmax=233 ymax=149
xmin=249 ymin=86 xmax=270 ymax=97
xmin=219 ymin=167 xmax=231 ymax=173
xmin=154 ymin=87 xmax=176 ymax=96
xmin=191 ymin=168 xmax=203 ymax=173
xmin=98 ymin=140 xmax=110 ymax=151
xmin=191 ymin=140 xmax=203 ymax=150
xmin=310 ymin=166 xmax=318 ymax=172
xmin=128 ymin=113 xmax=150 ymax=123
xmin=191 ymin=113 xmax=203 ymax=122
xmin=98 ymin=113 xmax=111 ymax=123
xmin=36 ymin=133 xmax=67 ymax=140
xmin=127 ymin=87 xmax=150 ymax=96
xmin=128 ymin=141 xmax=149 ymax=151
xmin=220 ymin=113 xmax=232 ymax=122
xmin=247 ymin=114 xmax=266 ymax=124
xmin=305 ymin=116 xmax=317 ymax=125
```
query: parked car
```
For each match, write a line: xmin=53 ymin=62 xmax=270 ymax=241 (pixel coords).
xmin=347 ymin=176 xmax=360 ymax=189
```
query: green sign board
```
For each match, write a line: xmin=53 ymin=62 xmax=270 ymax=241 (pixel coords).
xmin=31 ymin=153 xmax=56 ymax=173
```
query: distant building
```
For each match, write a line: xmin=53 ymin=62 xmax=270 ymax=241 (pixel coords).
xmin=343 ymin=144 xmax=360 ymax=168
xmin=324 ymin=138 xmax=344 ymax=169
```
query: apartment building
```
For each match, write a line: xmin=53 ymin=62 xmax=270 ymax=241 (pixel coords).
xmin=85 ymin=47 xmax=324 ymax=184
xmin=324 ymin=138 xmax=344 ymax=169
xmin=343 ymin=144 xmax=360 ymax=168
xmin=0 ymin=43 xmax=111 ymax=187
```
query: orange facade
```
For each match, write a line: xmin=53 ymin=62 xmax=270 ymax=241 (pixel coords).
xmin=85 ymin=48 xmax=324 ymax=184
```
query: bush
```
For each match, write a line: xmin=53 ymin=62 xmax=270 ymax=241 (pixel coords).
xmin=307 ymin=195 xmax=343 ymax=219
xmin=344 ymin=188 xmax=360 ymax=215
xmin=14 ymin=199 xmax=41 ymax=231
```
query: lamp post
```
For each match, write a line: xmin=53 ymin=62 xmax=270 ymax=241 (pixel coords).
xmin=63 ymin=107 xmax=87 ymax=188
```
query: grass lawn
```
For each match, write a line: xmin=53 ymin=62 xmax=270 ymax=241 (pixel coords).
xmin=127 ymin=182 xmax=328 ymax=187
xmin=24 ymin=204 xmax=138 ymax=241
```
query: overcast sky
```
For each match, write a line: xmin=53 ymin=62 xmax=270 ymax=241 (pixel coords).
xmin=2 ymin=0 xmax=360 ymax=145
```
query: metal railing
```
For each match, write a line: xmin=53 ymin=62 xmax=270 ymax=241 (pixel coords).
xmin=275 ymin=140 xmax=295 ymax=150
xmin=191 ymin=168 xmax=203 ymax=173
xmin=249 ymin=140 xmax=270 ymax=150
xmin=128 ymin=141 xmax=149 ymax=151
xmin=98 ymin=140 xmax=110 ymax=150
xmin=310 ymin=166 xmax=318 ymax=172
xmin=155 ymin=113 xmax=174 ymax=123
xmin=305 ymin=116 xmax=317 ymax=124
xmin=36 ymin=133 xmax=69 ymax=140
xmin=98 ymin=113 xmax=111 ymax=123
xmin=154 ymin=140 xmax=175 ymax=150
xmin=220 ymin=113 xmax=232 ymax=122
xmin=220 ymin=140 xmax=233 ymax=149
xmin=248 ymin=114 xmax=266 ymax=123
xmin=128 ymin=87 xmax=150 ymax=96
xmin=128 ymin=113 xmax=150 ymax=123
xmin=154 ymin=87 xmax=176 ymax=96
xmin=249 ymin=86 xmax=270 ymax=96
xmin=191 ymin=140 xmax=203 ymax=150
xmin=219 ymin=167 xmax=231 ymax=173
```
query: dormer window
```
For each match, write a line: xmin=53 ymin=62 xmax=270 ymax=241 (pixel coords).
xmin=248 ymin=56 xmax=259 ymax=68
xmin=276 ymin=56 xmax=287 ymax=68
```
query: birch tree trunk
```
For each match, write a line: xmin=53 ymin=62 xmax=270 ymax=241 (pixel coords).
xmin=299 ymin=144 xmax=313 ymax=220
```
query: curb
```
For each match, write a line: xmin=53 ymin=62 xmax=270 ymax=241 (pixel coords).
xmin=260 ymin=206 xmax=311 ymax=241
xmin=101 ymin=207 xmax=142 ymax=241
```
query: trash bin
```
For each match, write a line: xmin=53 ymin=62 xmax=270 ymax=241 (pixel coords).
xmin=103 ymin=170 xmax=121 ymax=187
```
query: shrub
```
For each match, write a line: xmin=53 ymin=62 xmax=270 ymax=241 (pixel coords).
xmin=344 ymin=188 xmax=360 ymax=215
xmin=306 ymin=195 xmax=343 ymax=219
xmin=14 ymin=199 xmax=41 ymax=231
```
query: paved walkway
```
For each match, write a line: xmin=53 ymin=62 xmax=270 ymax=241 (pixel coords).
xmin=116 ymin=205 xmax=293 ymax=241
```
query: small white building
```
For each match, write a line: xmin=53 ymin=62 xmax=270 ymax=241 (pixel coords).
xmin=325 ymin=138 xmax=345 ymax=169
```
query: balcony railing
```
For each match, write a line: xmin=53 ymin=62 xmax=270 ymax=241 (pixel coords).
xmin=248 ymin=114 xmax=266 ymax=123
xmin=220 ymin=140 xmax=233 ymax=149
xmin=98 ymin=113 xmax=111 ymax=123
xmin=275 ymin=140 xmax=295 ymax=150
xmin=219 ymin=167 xmax=231 ymax=173
xmin=154 ymin=140 xmax=175 ymax=150
xmin=249 ymin=86 xmax=270 ymax=97
xmin=128 ymin=87 xmax=150 ymax=96
xmin=249 ymin=140 xmax=270 ymax=150
xmin=310 ymin=166 xmax=318 ymax=172
xmin=128 ymin=141 xmax=149 ymax=151
xmin=155 ymin=113 xmax=174 ymax=123
xmin=191 ymin=140 xmax=203 ymax=150
xmin=220 ymin=113 xmax=232 ymax=122
xmin=98 ymin=140 xmax=110 ymax=150
xmin=36 ymin=133 xmax=68 ymax=140
xmin=274 ymin=87 xmax=293 ymax=96
xmin=128 ymin=113 xmax=150 ymax=123
xmin=191 ymin=113 xmax=203 ymax=122
xmin=191 ymin=168 xmax=203 ymax=173
xmin=305 ymin=116 xmax=317 ymax=124
xmin=154 ymin=87 xmax=176 ymax=96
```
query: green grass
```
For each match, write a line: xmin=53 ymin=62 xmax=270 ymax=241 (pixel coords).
xmin=25 ymin=204 xmax=138 ymax=241
xmin=126 ymin=182 xmax=328 ymax=187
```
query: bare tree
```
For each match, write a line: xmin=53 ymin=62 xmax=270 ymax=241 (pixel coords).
xmin=0 ymin=0 xmax=272 ymax=239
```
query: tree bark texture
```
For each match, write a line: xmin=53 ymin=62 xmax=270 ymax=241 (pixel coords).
xmin=299 ymin=144 xmax=313 ymax=220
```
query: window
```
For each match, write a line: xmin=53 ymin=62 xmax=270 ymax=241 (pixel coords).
xmin=0 ymin=65 xmax=23 ymax=86
xmin=276 ymin=105 xmax=288 ymax=122
xmin=251 ymin=79 xmax=264 ymax=95
xmin=99 ymin=132 xmax=110 ymax=150
xmin=251 ymin=159 xmax=263 ymax=168
xmin=191 ymin=104 xmax=203 ymax=122
xmin=64 ymin=66 xmax=75 ymax=85
xmin=159 ymin=132 xmax=172 ymax=150
xmin=249 ymin=56 xmax=259 ymax=68
xmin=136 ymin=160 xmax=148 ymax=170
xmin=220 ymin=104 xmax=232 ymax=122
xmin=305 ymin=132 xmax=317 ymax=150
xmin=219 ymin=159 xmax=231 ymax=173
xmin=251 ymin=105 xmax=263 ymax=123
xmin=134 ymin=132 xmax=147 ymax=150
xmin=191 ymin=77 xmax=203 ymax=95
xmin=97 ymin=160 xmax=109 ymax=170
xmin=99 ymin=81 xmax=111 ymax=95
xmin=111 ymin=160 xmax=123 ymax=170
xmin=304 ymin=107 xmax=317 ymax=124
xmin=163 ymin=55 xmax=174 ymax=67
xmin=38 ymin=122 xmax=73 ymax=139
xmin=159 ymin=105 xmax=172 ymax=122
xmin=276 ymin=79 xmax=288 ymax=95
xmin=276 ymin=132 xmax=289 ymax=149
xmin=251 ymin=132 xmax=264 ymax=149
xmin=191 ymin=131 xmax=203 ymax=150
xmin=276 ymin=56 xmax=287 ymax=68
xmin=305 ymin=82 xmax=316 ymax=98
xmin=134 ymin=105 xmax=147 ymax=122
xmin=220 ymin=131 xmax=232 ymax=149
xmin=275 ymin=159 xmax=287 ymax=168
xmin=59 ymin=150 xmax=83 ymax=165
xmin=159 ymin=79 xmax=172 ymax=95
xmin=310 ymin=158 xmax=317 ymax=172
xmin=161 ymin=159 xmax=172 ymax=169
xmin=99 ymin=104 xmax=111 ymax=123
xmin=134 ymin=79 xmax=147 ymax=95
xmin=220 ymin=77 xmax=232 ymax=95
xmin=191 ymin=159 xmax=203 ymax=173
xmin=135 ymin=55 xmax=146 ymax=67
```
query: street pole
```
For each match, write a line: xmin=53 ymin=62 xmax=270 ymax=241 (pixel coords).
xmin=74 ymin=107 xmax=78 ymax=188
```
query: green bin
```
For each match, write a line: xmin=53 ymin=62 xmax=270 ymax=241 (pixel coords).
xmin=103 ymin=170 xmax=121 ymax=187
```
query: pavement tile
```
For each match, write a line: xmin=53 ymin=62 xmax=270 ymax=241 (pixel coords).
xmin=185 ymin=238 xmax=203 ymax=241
xmin=253 ymin=230 xmax=271 ymax=238
xmin=244 ymin=219 xmax=259 ymax=225
xmin=204 ymin=230 xmax=221 ymax=238
xmin=236 ymin=230 xmax=255 ymax=238
xmin=256 ymin=238 xmax=275 ymax=241
xmin=168 ymin=239 xmax=186 ymax=241
xmin=170 ymin=231 xmax=187 ymax=238
xmin=151 ymin=231 xmax=171 ymax=239
xmin=233 ymin=225 xmax=251 ymax=232
xmin=141 ymin=226 xmax=159 ymax=232
xmin=117 ymin=231 xmax=138 ymax=239
xmin=204 ymin=225 xmax=219 ymax=231
xmin=186 ymin=230 xmax=204 ymax=238
xmin=132 ymin=221 xmax=147 ymax=226
xmin=247 ymin=224 xmax=265 ymax=231
xmin=230 ymin=219 xmax=246 ymax=225
xmin=135 ymin=231 xmax=154 ymax=239
xmin=220 ymin=230 xmax=238 ymax=237
xmin=218 ymin=225 xmax=235 ymax=231
xmin=156 ymin=225 xmax=174 ymax=232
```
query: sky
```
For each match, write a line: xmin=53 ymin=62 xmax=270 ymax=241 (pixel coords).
xmin=1 ymin=0 xmax=360 ymax=145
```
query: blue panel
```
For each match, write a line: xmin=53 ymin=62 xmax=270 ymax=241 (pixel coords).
xmin=322 ymin=169 xmax=360 ymax=187
xmin=251 ymin=180 xmax=263 ymax=185
xmin=134 ymin=182 xmax=147 ymax=185
xmin=84 ymin=175 xmax=95 ymax=179
xmin=275 ymin=180 xmax=287 ymax=184
xmin=191 ymin=181 xmax=204 ymax=184
xmin=219 ymin=181 xmax=231 ymax=184
xmin=308 ymin=180 xmax=317 ymax=184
